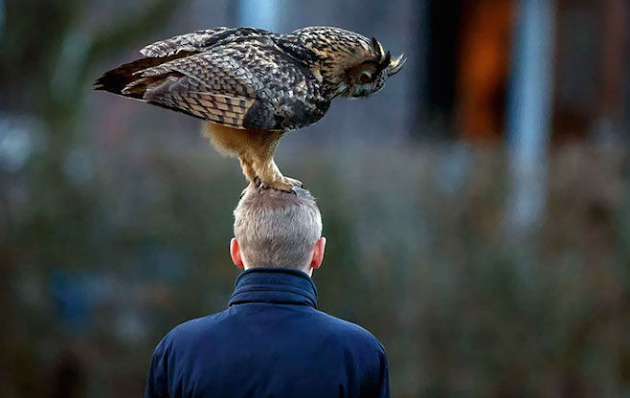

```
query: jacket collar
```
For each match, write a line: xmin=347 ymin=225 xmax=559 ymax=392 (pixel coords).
xmin=228 ymin=267 xmax=318 ymax=309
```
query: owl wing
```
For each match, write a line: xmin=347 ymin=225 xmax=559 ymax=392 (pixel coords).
xmin=127 ymin=40 xmax=329 ymax=131
xmin=139 ymin=27 xmax=272 ymax=57
xmin=95 ymin=27 xmax=275 ymax=107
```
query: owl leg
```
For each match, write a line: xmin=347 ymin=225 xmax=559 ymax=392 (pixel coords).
xmin=237 ymin=147 xmax=301 ymax=192
xmin=252 ymin=157 xmax=303 ymax=193
xmin=238 ymin=153 xmax=257 ymax=187
xmin=207 ymin=124 xmax=302 ymax=192
xmin=231 ymin=131 xmax=301 ymax=193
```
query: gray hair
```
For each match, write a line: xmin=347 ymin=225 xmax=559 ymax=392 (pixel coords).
xmin=233 ymin=187 xmax=322 ymax=269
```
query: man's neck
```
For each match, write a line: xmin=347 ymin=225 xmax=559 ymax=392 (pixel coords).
xmin=244 ymin=264 xmax=313 ymax=277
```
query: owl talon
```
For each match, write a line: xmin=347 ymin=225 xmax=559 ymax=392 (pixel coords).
xmin=283 ymin=177 xmax=304 ymax=190
xmin=254 ymin=176 xmax=303 ymax=194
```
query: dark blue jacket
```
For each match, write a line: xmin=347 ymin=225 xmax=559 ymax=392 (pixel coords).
xmin=145 ymin=268 xmax=389 ymax=398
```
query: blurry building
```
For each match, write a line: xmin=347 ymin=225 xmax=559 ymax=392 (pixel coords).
xmin=554 ymin=0 xmax=628 ymax=144
xmin=422 ymin=0 xmax=628 ymax=144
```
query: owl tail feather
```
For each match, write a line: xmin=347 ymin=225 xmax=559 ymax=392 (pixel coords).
xmin=93 ymin=54 xmax=185 ymax=98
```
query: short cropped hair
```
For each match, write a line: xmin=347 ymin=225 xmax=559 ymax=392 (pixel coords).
xmin=234 ymin=187 xmax=322 ymax=269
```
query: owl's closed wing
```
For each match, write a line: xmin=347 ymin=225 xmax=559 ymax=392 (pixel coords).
xmin=128 ymin=48 xmax=270 ymax=130
xmin=94 ymin=28 xmax=268 ymax=103
xmin=139 ymin=27 xmax=272 ymax=57
xmin=127 ymin=41 xmax=329 ymax=131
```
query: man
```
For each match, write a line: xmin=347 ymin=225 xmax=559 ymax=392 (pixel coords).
xmin=145 ymin=187 xmax=390 ymax=398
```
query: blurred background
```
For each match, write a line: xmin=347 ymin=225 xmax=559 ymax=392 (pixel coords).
xmin=1 ymin=0 xmax=629 ymax=396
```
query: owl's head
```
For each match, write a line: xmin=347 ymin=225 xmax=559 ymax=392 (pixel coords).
xmin=341 ymin=37 xmax=406 ymax=98
xmin=289 ymin=27 xmax=406 ymax=98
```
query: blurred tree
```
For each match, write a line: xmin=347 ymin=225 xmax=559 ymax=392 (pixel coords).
xmin=0 ymin=0 xmax=186 ymax=395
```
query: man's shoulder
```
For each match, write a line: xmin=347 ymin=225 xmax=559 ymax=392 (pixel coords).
xmin=159 ymin=310 xmax=229 ymax=347
xmin=157 ymin=307 xmax=384 ymax=355
xmin=310 ymin=309 xmax=385 ymax=352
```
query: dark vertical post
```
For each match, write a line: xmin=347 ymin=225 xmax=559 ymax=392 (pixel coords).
xmin=418 ymin=0 xmax=463 ymax=139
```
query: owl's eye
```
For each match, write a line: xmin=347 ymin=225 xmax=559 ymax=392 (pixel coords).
xmin=359 ymin=72 xmax=372 ymax=84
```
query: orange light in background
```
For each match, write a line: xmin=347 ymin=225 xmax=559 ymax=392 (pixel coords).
xmin=456 ymin=0 xmax=516 ymax=143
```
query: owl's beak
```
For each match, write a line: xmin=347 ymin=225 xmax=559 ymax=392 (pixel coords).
xmin=388 ymin=53 xmax=407 ymax=76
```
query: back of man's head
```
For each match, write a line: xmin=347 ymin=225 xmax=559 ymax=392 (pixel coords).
xmin=233 ymin=187 xmax=322 ymax=270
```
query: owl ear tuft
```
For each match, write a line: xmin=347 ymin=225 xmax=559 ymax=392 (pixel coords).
xmin=370 ymin=37 xmax=385 ymax=61
xmin=382 ymin=51 xmax=391 ymax=67
xmin=373 ymin=51 xmax=391 ymax=75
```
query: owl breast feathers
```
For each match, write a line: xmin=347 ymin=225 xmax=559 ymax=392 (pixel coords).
xmin=95 ymin=26 xmax=406 ymax=191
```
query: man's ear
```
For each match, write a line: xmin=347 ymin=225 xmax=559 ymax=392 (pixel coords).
xmin=310 ymin=237 xmax=326 ymax=270
xmin=230 ymin=238 xmax=245 ymax=270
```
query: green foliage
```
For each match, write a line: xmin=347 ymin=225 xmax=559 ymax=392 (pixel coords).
xmin=3 ymin=143 xmax=630 ymax=397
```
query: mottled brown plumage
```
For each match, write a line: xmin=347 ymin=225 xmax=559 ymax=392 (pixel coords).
xmin=95 ymin=26 xmax=406 ymax=191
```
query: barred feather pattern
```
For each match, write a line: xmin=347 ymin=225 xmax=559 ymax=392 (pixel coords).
xmin=95 ymin=26 xmax=403 ymax=132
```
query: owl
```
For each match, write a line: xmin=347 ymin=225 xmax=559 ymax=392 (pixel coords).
xmin=95 ymin=26 xmax=406 ymax=192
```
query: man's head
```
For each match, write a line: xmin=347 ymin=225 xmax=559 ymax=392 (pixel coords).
xmin=231 ymin=186 xmax=326 ymax=276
